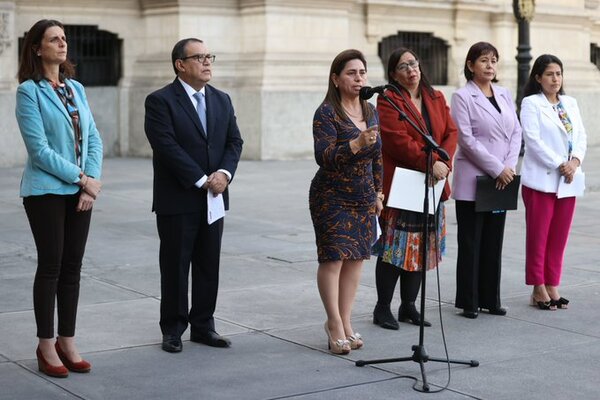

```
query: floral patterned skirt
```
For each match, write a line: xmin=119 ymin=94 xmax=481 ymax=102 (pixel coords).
xmin=372 ymin=202 xmax=446 ymax=271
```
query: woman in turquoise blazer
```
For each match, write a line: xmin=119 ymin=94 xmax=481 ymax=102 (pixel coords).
xmin=15 ymin=19 xmax=103 ymax=378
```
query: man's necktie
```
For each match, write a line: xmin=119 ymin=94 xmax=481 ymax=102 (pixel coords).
xmin=193 ymin=92 xmax=207 ymax=135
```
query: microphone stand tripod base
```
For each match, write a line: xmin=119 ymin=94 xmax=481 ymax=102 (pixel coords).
xmin=355 ymin=344 xmax=479 ymax=392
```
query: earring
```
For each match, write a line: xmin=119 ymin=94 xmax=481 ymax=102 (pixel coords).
xmin=37 ymin=52 xmax=41 ymax=56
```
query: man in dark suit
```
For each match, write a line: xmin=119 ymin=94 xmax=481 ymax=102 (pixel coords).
xmin=144 ymin=38 xmax=243 ymax=353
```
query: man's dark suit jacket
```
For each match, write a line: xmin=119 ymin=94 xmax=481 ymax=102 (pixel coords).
xmin=144 ymin=78 xmax=243 ymax=215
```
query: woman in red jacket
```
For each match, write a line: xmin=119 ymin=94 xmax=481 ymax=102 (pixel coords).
xmin=372 ymin=48 xmax=457 ymax=329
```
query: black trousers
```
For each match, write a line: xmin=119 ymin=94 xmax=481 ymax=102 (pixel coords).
xmin=375 ymin=257 xmax=422 ymax=306
xmin=455 ymin=200 xmax=506 ymax=311
xmin=156 ymin=211 xmax=224 ymax=337
xmin=23 ymin=194 xmax=92 ymax=339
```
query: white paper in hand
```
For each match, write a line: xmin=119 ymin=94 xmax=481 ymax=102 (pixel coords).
xmin=386 ymin=167 xmax=445 ymax=215
xmin=207 ymin=190 xmax=225 ymax=224
xmin=557 ymin=170 xmax=585 ymax=199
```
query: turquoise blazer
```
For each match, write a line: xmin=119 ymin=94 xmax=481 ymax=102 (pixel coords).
xmin=16 ymin=78 xmax=103 ymax=197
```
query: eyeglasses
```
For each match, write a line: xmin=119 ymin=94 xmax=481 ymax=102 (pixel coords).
xmin=181 ymin=54 xmax=216 ymax=63
xmin=396 ymin=60 xmax=419 ymax=72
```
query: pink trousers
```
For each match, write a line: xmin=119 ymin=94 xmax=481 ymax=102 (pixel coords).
xmin=522 ymin=186 xmax=576 ymax=286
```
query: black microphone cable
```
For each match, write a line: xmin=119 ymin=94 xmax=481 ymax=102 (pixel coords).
xmin=411 ymin=179 xmax=453 ymax=394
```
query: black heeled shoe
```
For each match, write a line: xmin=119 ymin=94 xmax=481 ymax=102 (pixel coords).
xmin=551 ymin=297 xmax=569 ymax=309
xmin=398 ymin=302 xmax=431 ymax=327
xmin=373 ymin=304 xmax=399 ymax=330
xmin=530 ymin=295 xmax=557 ymax=311
xmin=461 ymin=309 xmax=478 ymax=319
xmin=481 ymin=307 xmax=507 ymax=316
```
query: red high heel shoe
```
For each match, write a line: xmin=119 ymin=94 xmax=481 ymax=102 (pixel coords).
xmin=36 ymin=347 xmax=68 ymax=378
xmin=55 ymin=342 xmax=91 ymax=373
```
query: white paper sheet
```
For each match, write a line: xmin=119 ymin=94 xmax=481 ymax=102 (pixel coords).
xmin=386 ymin=167 xmax=445 ymax=215
xmin=207 ymin=191 xmax=225 ymax=224
xmin=371 ymin=216 xmax=382 ymax=245
xmin=557 ymin=170 xmax=585 ymax=199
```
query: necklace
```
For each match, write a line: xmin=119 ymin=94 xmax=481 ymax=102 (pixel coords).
xmin=343 ymin=106 xmax=362 ymax=119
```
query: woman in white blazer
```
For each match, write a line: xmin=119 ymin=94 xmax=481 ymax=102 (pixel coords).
xmin=520 ymin=54 xmax=586 ymax=310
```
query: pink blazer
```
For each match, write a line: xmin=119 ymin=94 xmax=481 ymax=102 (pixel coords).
xmin=450 ymin=80 xmax=522 ymax=201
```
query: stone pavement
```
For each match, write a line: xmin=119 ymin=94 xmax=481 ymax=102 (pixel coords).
xmin=1 ymin=148 xmax=599 ymax=400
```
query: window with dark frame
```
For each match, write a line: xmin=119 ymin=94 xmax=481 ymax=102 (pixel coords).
xmin=19 ymin=24 xmax=122 ymax=86
xmin=591 ymin=43 xmax=600 ymax=71
xmin=379 ymin=31 xmax=449 ymax=86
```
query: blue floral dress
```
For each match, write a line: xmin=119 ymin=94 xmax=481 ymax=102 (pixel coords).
xmin=309 ymin=102 xmax=383 ymax=263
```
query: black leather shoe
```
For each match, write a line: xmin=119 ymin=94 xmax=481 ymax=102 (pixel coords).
xmin=461 ymin=310 xmax=478 ymax=319
xmin=481 ymin=307 xmax=507 ymax=316
xmin=398 ymin=302 xmax=432 ymax=327
xmin=162 ymin=335 xmax=182 ymax=353
xmin=190 ymin=331 xmax=231 ymax=348
xmin=373 ymin=304 xmax=399 ymax=330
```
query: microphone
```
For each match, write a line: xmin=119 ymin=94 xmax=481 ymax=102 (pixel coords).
xmin=359 ymin=85 xmax=388 ymax=100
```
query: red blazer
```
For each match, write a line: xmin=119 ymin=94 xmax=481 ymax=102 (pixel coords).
xmin=377 ymin=86 xmax=458 ymax=202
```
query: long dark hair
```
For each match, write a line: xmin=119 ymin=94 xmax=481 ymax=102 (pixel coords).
xmin=17 ymin=19 xmax=75 ymax=83
xmin=463 ymin=41 xmax=499 ymax=82
xmin=324 ymin=49 xmax=374 ymax=122
xmin=386 ymin=47 xmax=434 ymax=96
xmin=523 ymin=54 xmax=565 ymax=97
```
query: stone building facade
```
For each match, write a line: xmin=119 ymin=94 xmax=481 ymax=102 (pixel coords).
xmin=1 ymin=0 xmax=599 ymax=166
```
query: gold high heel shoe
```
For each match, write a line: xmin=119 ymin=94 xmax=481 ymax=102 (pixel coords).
xmin=347 ymin=333 xmax=363 ymax=350
xmin=324 ymin=322 xmax=350 ymax=355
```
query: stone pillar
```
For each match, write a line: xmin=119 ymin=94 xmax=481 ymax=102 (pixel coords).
xmin=0 ymin=2 xmax=24 ymax=167
xmin=237 ymin=0 xmax=356 ymax=159
xmin=0 ymin=2 xmax=15 ymax=91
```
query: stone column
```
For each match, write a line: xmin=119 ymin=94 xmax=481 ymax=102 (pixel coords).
xmin=237 ymin=0 xmax=356 ymax=159
xmin=0 ymin=2 xmax=24 ymax=167
xmin=0 ymin=2 xmax=15 ymax=91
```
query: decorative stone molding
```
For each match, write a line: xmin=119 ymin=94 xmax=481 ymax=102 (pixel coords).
xmin=140 ymin=0 xmax=238 ymax=10
xmin=240 ymin=0 xmax=354 ymax=8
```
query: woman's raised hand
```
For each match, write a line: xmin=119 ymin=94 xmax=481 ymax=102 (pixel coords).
xmin=359 ymin=125 xmax=379 ymax=148
xmin=350 ymin=125 xmax=379 ymax=154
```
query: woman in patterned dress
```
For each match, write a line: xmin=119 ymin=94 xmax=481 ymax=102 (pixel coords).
xmin=371 ymin=48 xmax=457 ymax=330
xmin=520 ymin=54 xmax=587 ymax=310
xmin=309 ymin=49 xmax=383 ymax=354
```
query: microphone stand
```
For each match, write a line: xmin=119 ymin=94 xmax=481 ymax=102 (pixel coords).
xmin=355 ymin=89 xmax=478 ymax=392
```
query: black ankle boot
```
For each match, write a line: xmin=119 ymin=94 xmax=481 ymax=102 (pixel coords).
xmin=398 ymin=302 xmax=432 ymax=327
xmin=373 ymin=304 xmax=399 ymax=330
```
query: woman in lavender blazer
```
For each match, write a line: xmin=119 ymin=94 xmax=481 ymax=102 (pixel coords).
xmin=450 ymin=42 xmax=522 ymax=319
